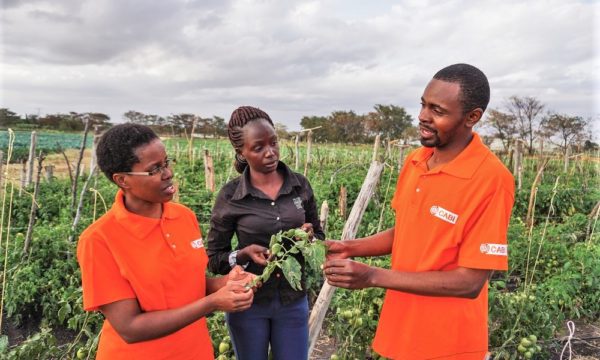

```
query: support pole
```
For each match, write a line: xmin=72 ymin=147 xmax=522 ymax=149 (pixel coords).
xmin=308 ymin=160 xmax=385 ymax=356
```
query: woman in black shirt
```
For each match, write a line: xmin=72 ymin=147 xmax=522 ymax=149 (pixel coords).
xmin=206 ymin=106 xmax=324 ymax=360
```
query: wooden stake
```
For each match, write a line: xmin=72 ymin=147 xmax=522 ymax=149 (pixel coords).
xmin=295 ymin=135 xmax=300 ymax=171
xmin=204 ymin=149 xmax=215 ymax=192
xmin=25 ymin=131 xmax=37 ymax=187
xmin=304 ymin=130 xmax=313 ymax=177
xmin=89 ymin=125 xmax=101 ymax=173
xmin=372 ymin=135 xmax=381 ymax=163
xmin=19 ymin=160 xmax=26 ymax=196
xmin=44 ymin=165 xmax=54 ymax=182
xmin=23 ymin=152 xmax=44 ymax=255
xmin=513 ymin=141 xmax=523 ymax=190
xmin=526 ymin=158 xmax=548 ymax=228
xmin=338 ymin=186 xmax=347 ymax=220
xmin=563 ymin=146 xmax=570 ymax=173
xmin=0 ymin=151 xmax=3 ymax=186
xmin=319 ymin=201 xmax=329 ymax=233
xmin=308 ymin=161 xmax=385 ymax=356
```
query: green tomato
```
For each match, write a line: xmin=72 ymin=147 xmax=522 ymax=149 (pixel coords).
xmin=528 ymin=334 xmax=537 ymax=343
xmin=223 ymin=336 xmax=230 ymax=343
xmin=219 ymin=342 xmax=230 ymax=354
xmin=76 ymin=348 xmax=86 ymax=359
xmin=330 ymin=355 xmax=340 ymax=360
xmin=524 ymin=351 xmax=533 ymax=359
xmin=354 ymin=318 xmax=363 ymax=326
xmin=536 ymin=345 xmax=542 ymax=352
xmin=216 ymin=355 xmax=228 ymax=360
xmin=343 ymin=310 xmax=354 ymax=320
xmin=520 ymin=338 xmax=532 ymax=347
xmin=517 ymin=344 xmax=527 ymax=353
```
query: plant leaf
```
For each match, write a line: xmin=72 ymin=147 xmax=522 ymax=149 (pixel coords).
xmin=304 ymin=241 xmax=326 ymax=271
xmin=281 ymin=256 xmax=302 ymax=291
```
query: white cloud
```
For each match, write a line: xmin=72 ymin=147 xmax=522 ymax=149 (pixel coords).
xmin=1 ymin=0 xmax=597 ymax=130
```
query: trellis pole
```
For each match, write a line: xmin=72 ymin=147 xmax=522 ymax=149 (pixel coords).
xmin=308 ymin=160 xmax=385 ymax=356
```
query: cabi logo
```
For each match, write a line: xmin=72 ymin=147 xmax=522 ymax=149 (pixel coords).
xmin=429 ymin=205 xmax=459 ymax=224
xmin=190 ymin=238 xmax=204 ymax=249
xmin=479 ymin=243 xmax=507 ymax=256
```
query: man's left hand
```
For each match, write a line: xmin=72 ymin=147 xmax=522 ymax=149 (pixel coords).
xmin=323 ymin=259 xmax=374 ymax=289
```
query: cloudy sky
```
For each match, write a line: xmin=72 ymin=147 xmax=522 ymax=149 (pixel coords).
xmin=1 ymin=0 xmax=598 ymax=130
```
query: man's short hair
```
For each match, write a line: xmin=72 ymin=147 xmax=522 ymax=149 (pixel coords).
xmin=433 ymin=63 xmax=490 ymax=115
xmin=96 ymin=123 xmax=159 ymax=182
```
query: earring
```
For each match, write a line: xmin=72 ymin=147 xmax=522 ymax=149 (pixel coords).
xmin=236 ymin=153 xmax=247 ymax=163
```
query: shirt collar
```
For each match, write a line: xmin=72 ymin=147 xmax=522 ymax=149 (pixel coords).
xmin=232 ymin=161 xmax=301 ymax=201
xmin=112 ymin=189 xmax=179 ymax=239
xmin=410 ymin=132 xmax=490 ymax=179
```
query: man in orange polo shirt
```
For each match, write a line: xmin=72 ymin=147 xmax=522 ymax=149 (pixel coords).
xmin=324 ymin=63 xmax=514 ymax=359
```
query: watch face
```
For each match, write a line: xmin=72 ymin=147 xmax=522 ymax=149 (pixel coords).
xmin=229 ymin=250 xmax=238 ymax=267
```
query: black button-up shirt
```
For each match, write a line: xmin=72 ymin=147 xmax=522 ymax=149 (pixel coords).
xmin=206 ymin=161 xmax=325 ymax=305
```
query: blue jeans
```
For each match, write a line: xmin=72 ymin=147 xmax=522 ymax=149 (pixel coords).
xmin=225 ymin=294 xmax=309 ymax=360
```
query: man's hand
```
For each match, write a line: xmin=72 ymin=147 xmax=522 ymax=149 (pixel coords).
xmin=238 ymin=244 xmax=269 ymax=266
xmin=323 ymin=258 xmax=374 ymax=289
xmin=325 ymin=240 xmax=351 ymax=260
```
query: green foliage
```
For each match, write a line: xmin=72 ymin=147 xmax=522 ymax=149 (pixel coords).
xmin=249 ymin=228 xmax=326 ymax=290
xmin=0 ymin=136 xmax=598 ymax=359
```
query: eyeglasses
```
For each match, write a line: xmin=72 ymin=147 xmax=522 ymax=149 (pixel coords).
xmin=123 ymin=158 xmax=176 ymax=176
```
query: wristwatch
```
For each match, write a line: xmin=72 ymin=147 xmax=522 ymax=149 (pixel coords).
xmin=228 ymin=250 xmax=249 ymax=269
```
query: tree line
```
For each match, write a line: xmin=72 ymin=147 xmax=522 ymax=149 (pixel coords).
xmin=482 ymin=96 xmax=596 ymax=154
xmin=1 ymin=96 xmax=596 ymax=152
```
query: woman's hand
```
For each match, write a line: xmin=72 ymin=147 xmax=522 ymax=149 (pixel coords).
xmin=237 ymin=244 xmax=269 ymax=266
xmin=211 ymin=279 xmax=254 ymax=312
xmin=228 ymin=266 xmax=259 ymax=292
xmin=299 ymin=223 xmax=315 ymax=241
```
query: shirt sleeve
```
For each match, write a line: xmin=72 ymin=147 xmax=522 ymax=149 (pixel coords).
xmin=303 ymin=178 xmax=325 ymax=241
xmin=206 ymin=186 xmax=236 ymax=275
xmin=77 ymin=233 xmax=136 ymax=311
xmin=458 ymin=185 xmax=514 ymax=271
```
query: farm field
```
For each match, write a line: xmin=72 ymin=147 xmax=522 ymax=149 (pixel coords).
xmin=0 ymin=130 xmax=598 ymax=359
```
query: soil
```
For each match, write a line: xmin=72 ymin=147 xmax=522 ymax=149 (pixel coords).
xmin=1 ymin=314 xmax=77 ymax=347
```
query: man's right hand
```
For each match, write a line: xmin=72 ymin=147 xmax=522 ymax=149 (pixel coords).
xmin=238 ymin=244 xmax=269 ymax=266
xmin=325 ymin=240 xmax=351 ymax=260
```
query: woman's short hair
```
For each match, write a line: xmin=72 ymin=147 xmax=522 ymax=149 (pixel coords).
xmin=96 ymin=123 xmax=159 ymax=182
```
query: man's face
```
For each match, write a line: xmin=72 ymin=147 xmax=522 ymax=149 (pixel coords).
xmin=418 ymin=79 xmax=471 ymax=149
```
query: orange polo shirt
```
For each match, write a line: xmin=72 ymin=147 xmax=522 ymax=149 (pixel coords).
xmin=77 ymin=190 xmax=213 ymax=360
xmin=372 ymin=133 xmax=514 ymax=359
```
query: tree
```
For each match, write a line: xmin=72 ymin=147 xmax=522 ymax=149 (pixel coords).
xmin=540 ymin=114 xmax=588 ymax=154
xmin=168 ymin=113 xmax=197 ymax=136
xmin=0 ymin=108 xmax=21 ymax=127
xmin=300 ymin=116 xmax=328 ymax=142
xmin=274 ymin=122 xmax=289 ymax=140
xmin=366 ymin=104 xmax=413 ymax=140
xmin=123 ymin=110 xmax=147 ymax=124
xmin=505 ymin=96 xmax=544 ymax=154
xmin=212 ymin=116 xmax=227 ymax=138
xmin=483 ymin=109 xmax=517 ymax=152
xmin=330 ymin=111 xmax=365 ymax=144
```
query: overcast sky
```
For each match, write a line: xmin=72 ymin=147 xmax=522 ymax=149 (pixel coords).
xmin=1 ymin=0 xmax=598 ymax=130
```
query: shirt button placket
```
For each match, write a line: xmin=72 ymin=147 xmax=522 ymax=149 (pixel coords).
xmin=165 ymin=232 xmax=176 ymax=250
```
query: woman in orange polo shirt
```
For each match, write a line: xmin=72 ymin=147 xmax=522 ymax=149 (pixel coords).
xmin=77 ymin=123 xmax=255 ymax=360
